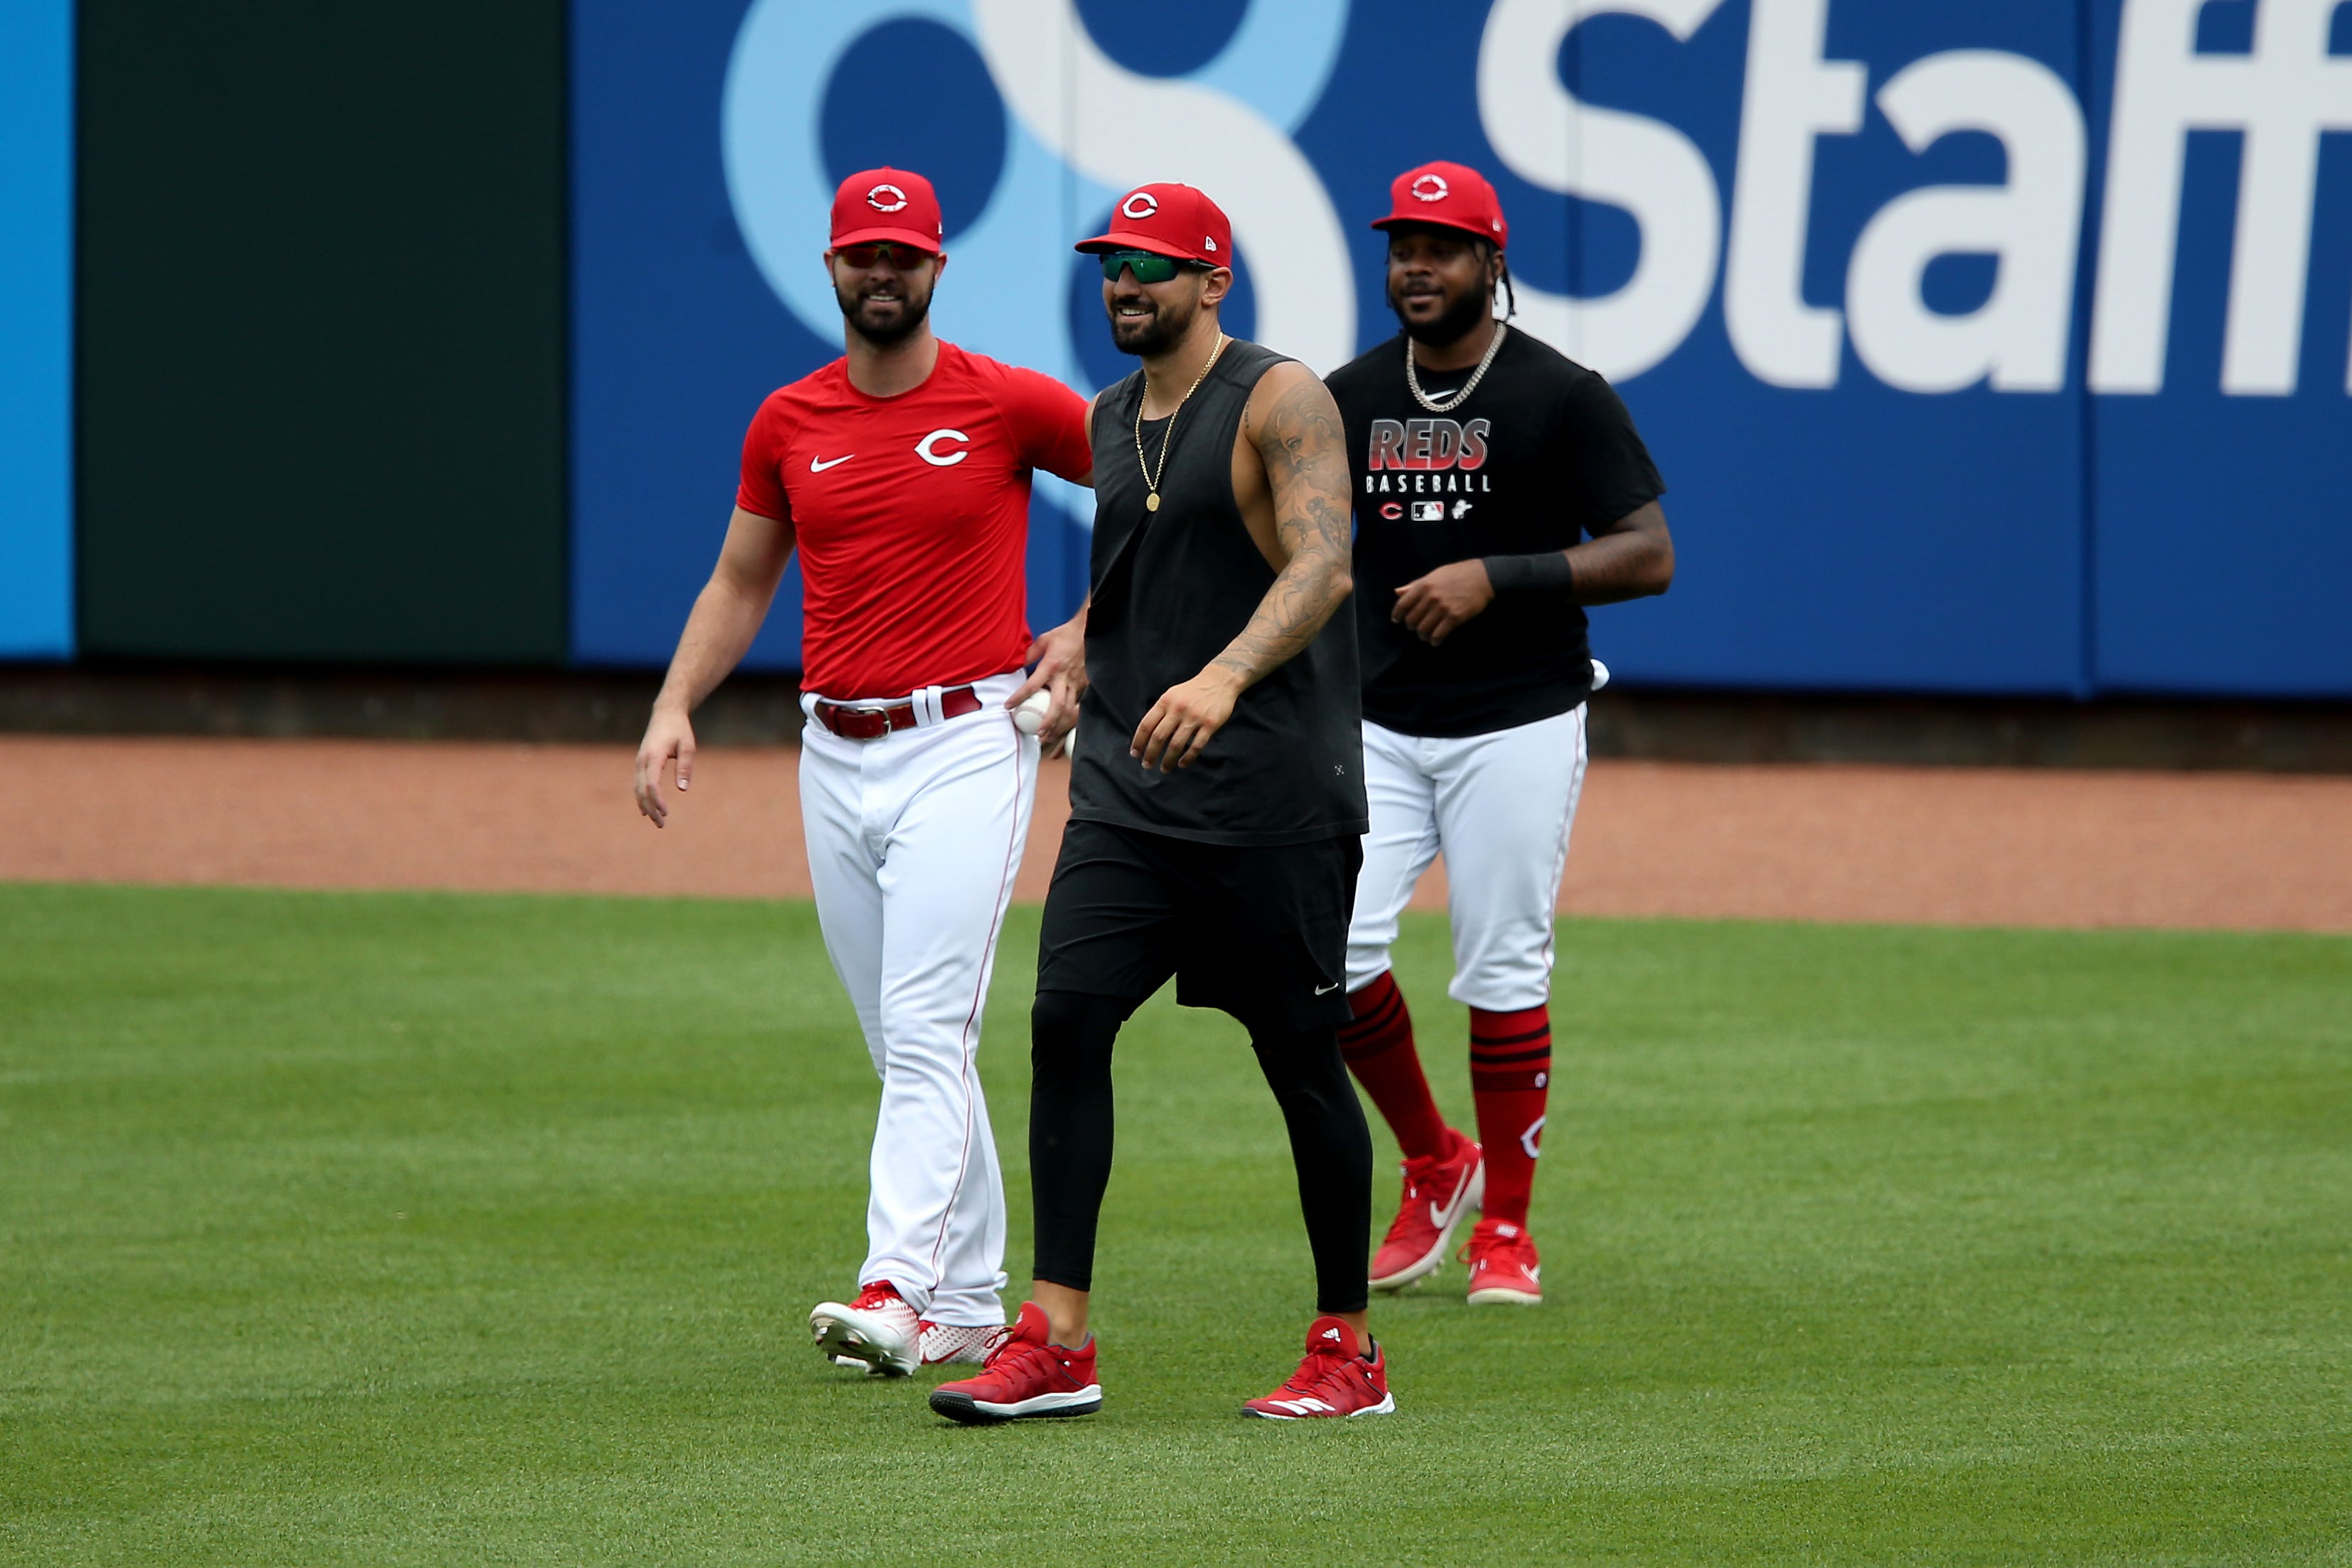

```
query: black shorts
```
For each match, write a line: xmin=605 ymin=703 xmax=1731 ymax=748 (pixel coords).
xmin=1036 ymin=819 xmax=1363 ymax=1032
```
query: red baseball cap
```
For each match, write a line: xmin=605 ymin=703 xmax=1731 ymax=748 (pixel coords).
xmin=1369 ymin=161 xmax=1508 ymax=249
xmin=831 ymin=166 xmax=945 ymax=253
xmin=1074 ymin=183 xmax=1232 ymax=266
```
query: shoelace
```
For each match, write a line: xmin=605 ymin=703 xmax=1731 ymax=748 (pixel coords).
xmin=981 ymin=1334 xmax=1064 ymax=1383
xmin=1275 ymin=1339 xmax=1361 ymax=1399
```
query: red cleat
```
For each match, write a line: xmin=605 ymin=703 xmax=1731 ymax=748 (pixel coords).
xmin=1462 ymin=1218 xmax=1542 ymax=1305
xmin=928 ymin=1302 xmax=1101 ymax=1424
xmin=918 ymin=1319 xmax=1005 ymax=1366
xmin=809 ymin=1280 xmax=920 ymax=1375
xmin=1369 ymin=1131 xmax=1484 ymax=1292
xmin=1243 ymin=1317 xmax=1396 ymax=1420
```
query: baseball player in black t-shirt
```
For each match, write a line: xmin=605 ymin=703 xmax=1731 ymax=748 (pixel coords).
xmin=1323 ymin=161 xmax=1676 ymax=1306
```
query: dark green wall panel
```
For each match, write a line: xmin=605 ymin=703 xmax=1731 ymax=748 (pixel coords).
xmin=78 ymin=2 xmax=566 ymax=665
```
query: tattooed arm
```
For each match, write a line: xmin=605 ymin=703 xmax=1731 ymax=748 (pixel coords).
xmin=1131 ymin=362 xmax=1356 ymax=772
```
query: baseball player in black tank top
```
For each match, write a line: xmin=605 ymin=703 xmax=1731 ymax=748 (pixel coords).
xmin=1323 ymin=163 xmax=1676 ymax=1308
xmin=929 ymin=183 xmax=1395 ymax=1426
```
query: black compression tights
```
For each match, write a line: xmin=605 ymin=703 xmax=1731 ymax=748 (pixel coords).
xmin=1029 ymin=988 xmax=1374 ymax=1315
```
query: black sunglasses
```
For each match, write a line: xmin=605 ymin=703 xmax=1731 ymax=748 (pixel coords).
xmin=1099 ymin=250 xmax=1204 ymax=284
xmin=836 ymin=242 xmax=934 ymax=269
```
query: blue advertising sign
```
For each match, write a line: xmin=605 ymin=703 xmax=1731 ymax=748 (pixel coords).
xmin=0 ymin=0 xmax=74 ymax=660
xmin=572 ymin=0 xmax=2352 ymax=697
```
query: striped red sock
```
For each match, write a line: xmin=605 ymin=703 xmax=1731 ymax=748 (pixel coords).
xmin=1337 ymin=973 xmax=1450 ymax=1162
xmin=1470 ymin=1004 xmax=1552 ymax=1227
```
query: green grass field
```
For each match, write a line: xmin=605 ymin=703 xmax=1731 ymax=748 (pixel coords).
xmin=2 ymin=882 xmax=2347 ymax=1566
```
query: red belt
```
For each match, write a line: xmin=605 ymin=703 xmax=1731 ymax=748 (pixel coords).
xmin=811 ymin=684 xmax=983 ymax=740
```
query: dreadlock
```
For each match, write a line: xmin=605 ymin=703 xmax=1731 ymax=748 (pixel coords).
xmin=1478 ymin=239 xmax=1518 ymax=320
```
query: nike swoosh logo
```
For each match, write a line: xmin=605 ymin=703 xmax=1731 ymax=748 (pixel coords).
xmin=809 ymin=454 xmax=853 ymax=472
xmin=1314 ymin=982 xmax=1340 ymax=995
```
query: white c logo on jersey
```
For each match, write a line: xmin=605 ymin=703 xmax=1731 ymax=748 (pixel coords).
xmin=915 ymin=428 xmax=970 ymax=466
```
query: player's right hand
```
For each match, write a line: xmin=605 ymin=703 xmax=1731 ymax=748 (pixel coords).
xmin=1010 ymin=610 xmax=1089 ymax=757
xmin=635 ymin=705 xmax=697 ymax=828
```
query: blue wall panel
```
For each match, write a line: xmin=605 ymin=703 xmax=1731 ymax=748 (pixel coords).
xmin=0 ymin=0 xmax=74 ymax=659
xmin=2083 ymin=0 xmax=2352 ymax=696
xmin=572 ymin=0 xmax=2350 ymax=698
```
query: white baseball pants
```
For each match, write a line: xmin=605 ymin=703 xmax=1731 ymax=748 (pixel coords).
xmin=1344 ymin=704 xmax=1590 ymax=1012
xmin=798 ymin=671 xmax=1035 ymax=1326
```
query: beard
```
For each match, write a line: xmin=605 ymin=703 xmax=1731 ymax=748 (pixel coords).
xmin=1108 ymin=291 xmax=1197 ymax=357
xmin=1390 ymin=277 xmax=1491 ymax=347
xmin=836 ymin=279 xmax=932 ymax=346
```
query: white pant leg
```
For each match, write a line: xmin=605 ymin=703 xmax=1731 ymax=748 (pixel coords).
xmin=1428 ymin=704 xmax=1590 ymax=1012
xmin=859 ymin=679 xmax=1035 ymax=1324
xmin=799 ymin=722 xmax=888 ymax=1071
xmin=1344 ymin=720 xmax=1444 ymax=994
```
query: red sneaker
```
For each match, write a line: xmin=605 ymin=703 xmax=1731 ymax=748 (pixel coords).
xmin=1369 ymin=1131 xmax=1484 ymax=1292
xmin=1242 ymin=1317 xmax=1396 ymax=1420
xmin=809 ymin=1280 xmax=920 ymax=1375
xmin=928 ymin=1302 xmax=1101 ymax=1424
xmin=1462 ymin=1218 xmax=1542 ymax=1305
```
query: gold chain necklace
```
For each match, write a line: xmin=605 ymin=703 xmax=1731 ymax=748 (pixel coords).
xmin=1406 ymin=321 xmax=1506 ymax=414
xmin=1133 ymin=332 xmax=1229 ymax=514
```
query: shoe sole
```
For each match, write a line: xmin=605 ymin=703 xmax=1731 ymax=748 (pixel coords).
xmin=1465 ymin=1285 xmax=1542 ymax=1306
xmin=1244 ymin=1392 xmax=1398 ymax=1420
xmin=1369 ymin=1157 xmax=1486 ymax=1293
xmin=809 ymin=1306 xmax=917 ymax=1376
xmin=928 ymin=1386 xmax=1102 ymax=1424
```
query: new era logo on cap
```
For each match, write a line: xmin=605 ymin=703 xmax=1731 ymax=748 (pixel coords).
xmin=1075 ymin=183 xmax=1233 ymax=266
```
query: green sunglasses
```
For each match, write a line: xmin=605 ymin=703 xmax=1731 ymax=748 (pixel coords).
xmin=1099 ymin=250 xmax=1202 ymax=284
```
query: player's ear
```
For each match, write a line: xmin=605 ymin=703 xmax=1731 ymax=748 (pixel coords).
xmin=930 ymin=250 xmax=947 ymax=280
xmin=1198 ymin=265 xmax=1234 ymax=310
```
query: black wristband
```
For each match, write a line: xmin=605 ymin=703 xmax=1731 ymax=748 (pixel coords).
xmin=1481 ymin=551 xmax=1575 ymax=595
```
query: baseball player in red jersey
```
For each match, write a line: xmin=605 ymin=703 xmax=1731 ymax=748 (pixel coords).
xmin=1323 ymin=163 xmax=1676 ymax=1306
xmin=633 ymin=167 xmax=1094 ymax=1380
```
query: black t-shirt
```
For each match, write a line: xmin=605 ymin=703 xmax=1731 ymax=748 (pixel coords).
xmin=1325 ymin=328 xmax=1665 ymax=738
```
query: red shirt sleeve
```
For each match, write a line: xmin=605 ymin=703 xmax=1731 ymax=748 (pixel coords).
xmin=735 ymin=394 xmax=790 ymax=519
xmin=995 ymin=366 xmax=1094 ymax=482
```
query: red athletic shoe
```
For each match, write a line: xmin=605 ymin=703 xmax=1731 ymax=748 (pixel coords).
xmin=1369 ymin=1131 xmax=1484 ymax=1292
xmin=1462 ymin=1218 xmax=1542 ymax=1305
xmin=928 ymin=1302 xmax=1101 ymax=1424
xmin=1242 ymin=1317 xmax=1396 ymax=1420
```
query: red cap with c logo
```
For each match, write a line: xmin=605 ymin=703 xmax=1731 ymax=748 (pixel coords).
xmin=1370 ymin=161 xmax=1508 ymax=249
xmin=1073 ymin=183 xmax=1233 ymax=265
xmin=831 ymin=167 xmax=945 ymax=253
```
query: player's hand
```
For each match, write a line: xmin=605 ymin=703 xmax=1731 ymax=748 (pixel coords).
xmin=1392 ymin=560 xmax=1496 ymax=646
xmin=1009 ymin=612 xmax=1089 ymax=759
xmin=1133 ymin=666 xmax=1243 ymax=772
xmin=635 ymin=704 xmax=696 ymax=828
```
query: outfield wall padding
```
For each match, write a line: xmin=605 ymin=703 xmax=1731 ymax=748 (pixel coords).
xmin=76 ymin=1 xmax=568 ymax=666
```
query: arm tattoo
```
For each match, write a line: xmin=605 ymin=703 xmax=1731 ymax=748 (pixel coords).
xmin=1211 ymin=370 xmax=1355 ymax=686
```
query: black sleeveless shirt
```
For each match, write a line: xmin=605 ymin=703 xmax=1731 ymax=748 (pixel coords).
xmin=1069 ymin=339 xmax=1367 ymax=846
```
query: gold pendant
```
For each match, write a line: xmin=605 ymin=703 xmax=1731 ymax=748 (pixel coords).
xmin=1145 ymin=492 xmax=1160 ymax=512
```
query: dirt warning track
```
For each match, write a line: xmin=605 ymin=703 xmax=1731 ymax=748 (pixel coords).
xmin=6 ymin=735 xmax=2346 ymax=932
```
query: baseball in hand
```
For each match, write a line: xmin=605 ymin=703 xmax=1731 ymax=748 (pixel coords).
xmin=1013 ymin=688 xmax=1053 ymax=736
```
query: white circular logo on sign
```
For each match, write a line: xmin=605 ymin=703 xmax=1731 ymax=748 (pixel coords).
xmin=1120 ymin=191 xmax=1160 ymax=220
xmin=866 ymin=183 xmax=908 ymax=212
xmin=915 ymin=428 xmax=969 ymax=467
xmin=1410 ymin=173 xmax=1450 ymax=202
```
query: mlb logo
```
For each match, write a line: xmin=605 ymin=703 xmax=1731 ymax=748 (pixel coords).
xmin=1410 ymin=500 xmax=1445 ymax=522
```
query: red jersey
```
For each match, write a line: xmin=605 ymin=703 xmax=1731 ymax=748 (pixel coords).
xmin=737 ymin=342 xmax=1092 ymax=700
